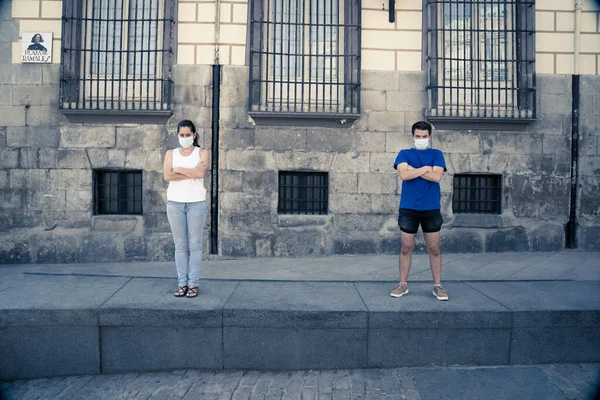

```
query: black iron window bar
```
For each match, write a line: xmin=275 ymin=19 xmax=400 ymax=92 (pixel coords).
xmin=95 ymin=170 xmax=143 ymax=215
xmin=60 ymin=0 xmax=174 ymax=111
xmin=426 ymin=0 xmax=536 ymax=120
xmin=278 ymin=171 xmax=329 ymax=215
xmin=248 ymin=0 xmax=361 ymax=116
xmin=452 ymin=174 xmax=501 ymax=214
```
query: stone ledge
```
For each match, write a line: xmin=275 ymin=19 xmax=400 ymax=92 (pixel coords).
xmin=0 ymin=279 xmax=598 ymax=379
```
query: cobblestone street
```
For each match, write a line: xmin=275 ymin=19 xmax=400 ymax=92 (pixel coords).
xmin=2 ymin=364 xmax=599 ymax=400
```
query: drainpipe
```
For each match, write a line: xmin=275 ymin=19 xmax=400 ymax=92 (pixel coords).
xmin=566 ymin=0 xmax=581 ymax=248
xmin=210 ymin=0 xmax=221 ymax=254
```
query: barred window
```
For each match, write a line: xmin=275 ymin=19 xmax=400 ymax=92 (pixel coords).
xmin=248 ymin=0 xmax=361 ymax=125
xmin=94 ymin=170 xmax=143 ymax=215
xmin=60 ymin=0 xmax=175 ymax=122
xmin=426 ymin=0 xmax=535 ymax=120
xmin=278 ymin=171 xmax=328 ymax=215
xmin=452 ymin=174 xmax=501 ymax=214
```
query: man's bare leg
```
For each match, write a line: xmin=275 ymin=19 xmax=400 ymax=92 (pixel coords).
xmin=424 ymin=231 xmax=442 ymax=284
xmin=400 ymin=231 xmax=416 ymax=282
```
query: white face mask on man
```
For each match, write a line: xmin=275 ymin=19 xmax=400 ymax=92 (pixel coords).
xmin=414 ymin=138 xmax=430 ymax=150
xmin=179 ymin=137 xmax=194 ymax=148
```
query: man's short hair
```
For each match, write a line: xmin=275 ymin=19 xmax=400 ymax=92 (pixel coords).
xmin=411 ymin=121 xmax=433 ymax=136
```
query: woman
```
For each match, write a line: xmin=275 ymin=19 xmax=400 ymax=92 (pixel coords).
xmin=163 ymin=120 xmax=210 ymax=298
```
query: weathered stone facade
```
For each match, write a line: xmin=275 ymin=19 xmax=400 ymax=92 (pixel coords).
xmin=1 ymin=0 xmax=599 ymax=263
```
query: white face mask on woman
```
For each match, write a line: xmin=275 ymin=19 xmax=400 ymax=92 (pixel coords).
xmin=414 ymin=138 xmax=430 ymax=150
xmin=179 ymin=137 xmax=194 ymax=148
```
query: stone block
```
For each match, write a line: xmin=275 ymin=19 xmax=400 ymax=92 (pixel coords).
xmin=56 ymin=149 xmax=90 ymax=169
xmin=0 ymin=64 xmax=43 ymax=85
xmin=221 ymin=128 xmax=256 ymax=149
xmin=485 ymin=227 xmax=530 ymax=252
xmin=540 ymin=94 xmax=571 ymax=116
xmin=226 ymin=150 xmax=277 ymax=171
xmin=221 ymin=65 xmax=248 ymax=87
xmin=108 ymin=149 xmax=126 ymax=167
xmin=86 ymin=148 xmax=108 ymax=168
xmin=334 ymin=237 xmax=377 ymax=254
xmin=580 ymin=226 xmax=600 ymax=251
xmin=225 ymin=212 xmax=273 ymax=234
xmin=329 ymin=193 xmax=371 ymax=213
xmin=358 ymin=173 xmax=397 ymax=194
xmin=33 ymin=234 xmax=80 ymax=263
xmin=436 ymin=131 xmax=481 ymax=154
xmin=92 ymin=215 xmax=144 ymax=233
xmin=452 ymin=214 xmax=503 ymax=229
xmin=224 ymin=327 xmax=367 ymax=370
xmin=12 ymin=84 xmax=59 ymax=106
xmin=59 ymin=126 xmax=116 ymax=148
xmin=530 ymin=223 xmax=564 ymax=251
xmin=48 ymin=169 xmax=91 ymax=191
xmin=0 ymin=106 xmax=26 ymax=126
xmin=221 ymin=170 xmax=243 ymax=192
xmin=19 ymin=148 xmax=38 ymax=168
xmin=509 ymin=174 xmax=569 ymax=218
xmin=542 ymin=135 xmax=570 ymax=155
xmin=26 ymin=105 xmax=66 ymax=126
xmin=116 ymin=125 xmax=165 ymax=149
xmin=242 ymin=170 xmax=277 ymax=194
xmin=277 ymin=215 xmax=330 ymax=227
xmin=0 ymin=238 xmax=31 ymax=264
xmin=273 ymin=229 xmax=327 ymax=257
xmin=173 ymin=85 xmax=206 ymax=106
xmin=386 ymin=90 xmax=426 ymax=112
xmin=386 ymin=131 xmax=415 ymax=153
xmin=371 ymin=194 xmax=399 ymax=214
xmin=355 ymin=130 xmax=386 ymax=152
xmin=144 ymin=213 xmax=170 ymax=232
xmin=255 ymin=128 xmax=306 ymax=151
xmin=143 ymin=189 xmax=167 ymax=213
xmin=172 ymin=65 xmax=212 ymax=87
xmin=221 ymin=235 xmax=255 ymax=257
xmin=361 ymin=90 xmax=386 ymax=111
xmin=0 ymin=85 xmax=12 ymax=105
xmin=369 ymin=152 xmax=396 ymax=174
xmin=221 ymin=192 xmax=272 ymax=215
xmin=369 ymin=328 xmax=510 ymax=367
xmin=379 ymin=235 xmax=400 ymax=254
xmin=25 ymin=189 xmax=65 ymax=211
xmin=65 ymin=190 xmax=92 ymax=212
xmin=511 ymin=328 xmax=600 ymax=365
xmin=0 ymin=189 xmax=22 ymax=209
xmin=220 ymin=83 xmax=247 ymax=108
xmin=39 ymin=149 xmax=56 ymax=168
xmin=362 ymin=70 xmax=400 ymax=91
xmin=537 ymin=75 xmax=571 ymax=95
xmin=42 ymin=64 xmax=60 ymax=85
xmin=527 ymin=114 xmax=566 ymax=136
xmin=306 ymin=129 xmax=356 ymax=153
xmin=273 ymin=151 xmax=334 ymax=171
xmin=367 ymin=111 xmax=405 ymax=132
xmin=330 ymin=172 xmax=357 ymax=194
xmin=9 ymin=169 xmax=27 ymax=189
xmin=101 ymin=327 xmax=223 ymax=373
xmin=0 ymin=326 xmax=100 ymax=380
xmin=330 ymin=152 xmax=370 ymax=173
xmin=221 ymin=106 xmax=253 ymax=129
xmin=146 ymin=233 xmax=175 ymax=261
xmin=334 ymin=214 xmax=388 ymax=232
xmin=0 ymin=169 xmax=7 ymax=187
xmin=440 ymin=229 xmax=483 ymax=253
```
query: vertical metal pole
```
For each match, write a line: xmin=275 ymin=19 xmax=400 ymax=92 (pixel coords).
xmin=210 ymin=65 xmax=221 ymax=255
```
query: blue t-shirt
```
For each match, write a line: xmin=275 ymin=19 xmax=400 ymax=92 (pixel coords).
xmin=393 ymin=148 xmax=447 ymax=211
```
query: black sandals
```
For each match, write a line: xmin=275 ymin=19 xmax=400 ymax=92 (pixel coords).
xmin=174 ymin=286 xmax=188 ymax=297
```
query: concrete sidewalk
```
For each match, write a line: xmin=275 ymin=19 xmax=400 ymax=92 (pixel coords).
xmin=1 ymin=251 xmax=599 ymax=381
xmin=2 ymin=250 xmax=599 ymax=282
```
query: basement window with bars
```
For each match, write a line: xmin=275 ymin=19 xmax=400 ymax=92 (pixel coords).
xmin=59 ymin=0 xmax=175 ymax=123
xmin=94 ymin=170 xmax=143 ymax=215
xmin=248 ymin=0 xmax=361 ymax=126
xmin=425 ymin=0 xmax=536 ymax=122
xmin=278 ymin=171 xmax=329 ymax=215
xmin=452 ymin=174 xmax=501 ymax=214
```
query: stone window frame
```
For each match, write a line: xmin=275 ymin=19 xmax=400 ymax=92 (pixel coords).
xmin=247 ymin=0 xmax=361 ymax=127
xmin=452 ymin=173 xmax=504 ymax=228
xmin=423 ymin=0 xmax=537 ymax=129
xmin=58 ymin=0 xmax=176 ymax=124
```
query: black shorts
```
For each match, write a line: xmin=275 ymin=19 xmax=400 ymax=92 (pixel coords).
xmin=397 ymin=208 xmax=443 ymax=234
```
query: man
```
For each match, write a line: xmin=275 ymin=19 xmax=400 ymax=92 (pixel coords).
xmin=391 ymin=121 xmax=448 ymax=301
xmin=27 ymin=34 xmax=48 ymax=53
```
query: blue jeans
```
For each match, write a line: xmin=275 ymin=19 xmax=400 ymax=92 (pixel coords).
xmin=167 ymin=201 xmax=206 ymax=288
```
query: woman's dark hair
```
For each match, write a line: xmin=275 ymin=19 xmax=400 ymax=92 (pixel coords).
xmin=411 ymin=121 xmax=433 ymax=136
xmin=31 ymin=33 xmax=44 ymax=43
xmin=177 ymin=120 xmax=199 ymax=147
